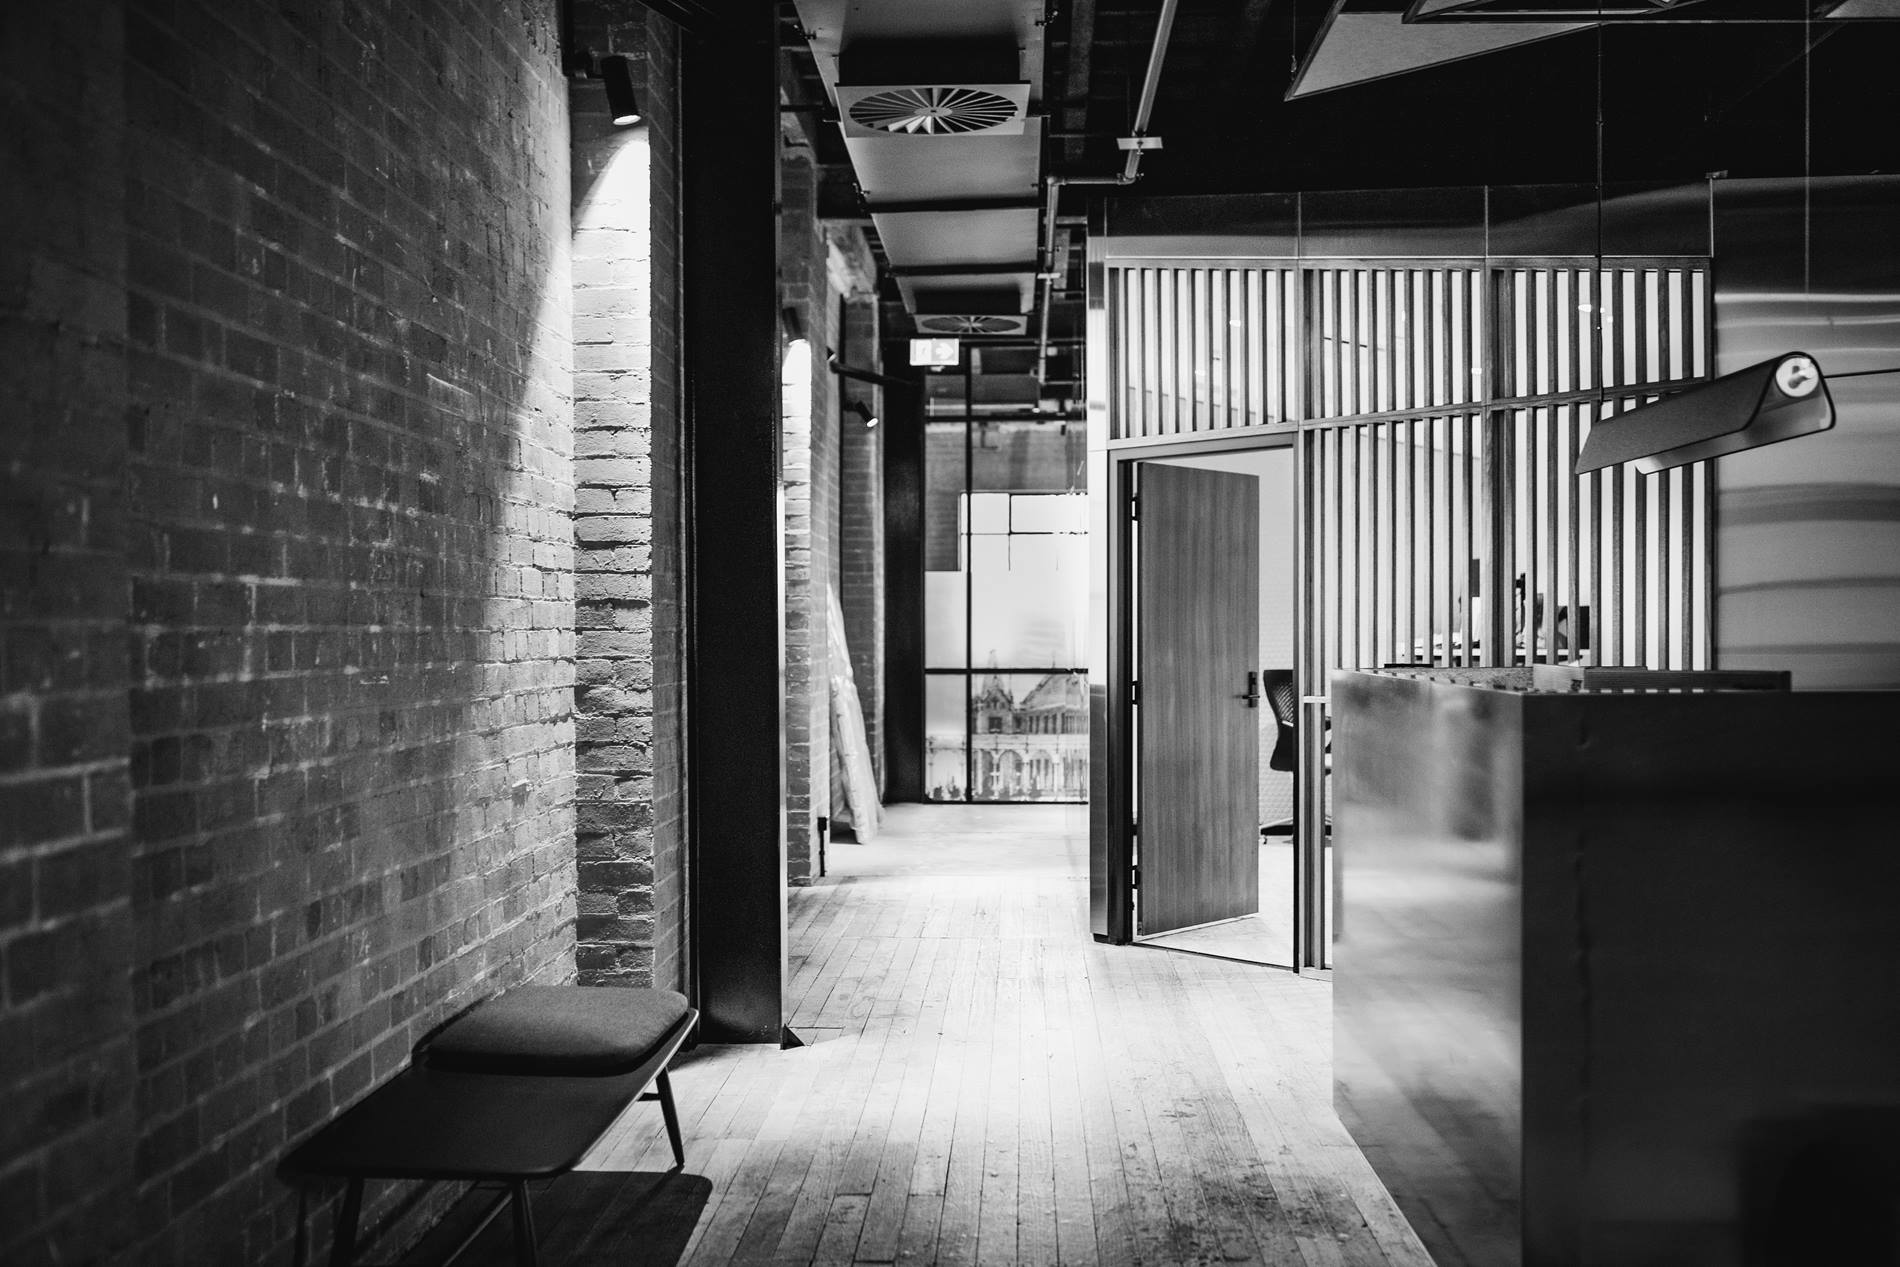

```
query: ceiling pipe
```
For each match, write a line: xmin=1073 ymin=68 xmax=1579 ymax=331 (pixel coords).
xmin=1122 ymin=0 xmax=1180 ymax=182
xmin=1035 ymin=0 xmax=1181 ymax=385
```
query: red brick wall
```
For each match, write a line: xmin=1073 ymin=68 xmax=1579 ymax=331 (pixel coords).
xmin=4 ymin=1 xmax=578 ymax=1261
xmin=570 ymin=9 xmax=686 ymax=989
xmin=0 ymin=4 xmax=137 ymax=1262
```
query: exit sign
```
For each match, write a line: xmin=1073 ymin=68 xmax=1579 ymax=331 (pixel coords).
xmin=909 ymin=337 xmax=960 ymax=367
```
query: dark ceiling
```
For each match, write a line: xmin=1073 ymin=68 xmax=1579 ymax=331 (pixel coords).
xmin=1046 ymin=0 xmax=1900 ymax=193
xmin=783 ymin=0 xmax=1900 ymax=409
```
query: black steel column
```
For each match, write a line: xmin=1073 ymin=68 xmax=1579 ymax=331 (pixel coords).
xmin=681 ymin=9 xmax=785 ymax=1043
xmin=881 ymin=338 xmax=925 ymax=802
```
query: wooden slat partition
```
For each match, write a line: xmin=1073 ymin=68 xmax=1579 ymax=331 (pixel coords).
xmin=1296 ymin=258 xmax=1711 ymax=680
xmin=1108 ymin=264 xmax=1300 ymax=439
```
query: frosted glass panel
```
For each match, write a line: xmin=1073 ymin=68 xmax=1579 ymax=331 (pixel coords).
xmin=925 ymin=573 xmax=967 ymax=668
xmin=971 ymin=565 xmax=1083 ymax=668
xmin=1009 ymin=535 xmax=1064 ymax=573
xmin=968 ymin=536 xmax=1008 ymax=576
xmin=969 ymin=492 xmax=1009 ymax=534
xmin=1011 ymin=493 xmax=1087 ymax=534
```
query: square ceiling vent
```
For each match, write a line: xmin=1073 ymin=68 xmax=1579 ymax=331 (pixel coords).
xmin=913 ymin=313 xmax=1030 ymax=336
xmin=838 ymin=83 xmax=1031 ymax=138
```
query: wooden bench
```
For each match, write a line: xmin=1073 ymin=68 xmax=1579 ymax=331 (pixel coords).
xmin=284 ymin=987 xmax=697 ymax=1267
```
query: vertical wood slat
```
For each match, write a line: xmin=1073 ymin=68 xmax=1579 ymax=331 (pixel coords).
xmin=1366 ymin=422 xmax=1380 ymax=667
xmin=1331 ymin=428 xmax=1344 ymax=675
xmin=1359 ymin=271 xmax=1374 ymax=419
xmin=1353 ymin=424 xmax=1366 ymax=669
xmin=1131 ymin=268 xmax=1141 ymax=438
xmin=1170 ymin=265 xmax=1185 ymax=431
xmin=1149 ymin=267 xmax=1160 ymax=436
xmin=1335 ymin=271 xmax=1349 ymax=419
xmin=1223 ymin=270 xmax=1238 ymax=428
xmin=1483 ymin=412 xmax=1504 ymax=665
xmin=1387 ymin=421 xmax=1401 ymax=663
xmin=1192 ymin=267 xmax=1207 ymax=431
xmin=1124 ymin=269 xmax=1139 ymax=439
xmin=1631 ymin=416 xmax=1648 ymax=665
xmin=1381 ymin=271 xmax=1396 ymax=415
xmin=1121 ymin=268 xmax=1134 ymax=437
xmin=1217 ymin=268 xmax=1231 ymax=428
xmin=1132 ymin=267 xmax=1147 ymax=436
xmin=1109 ymin=268 xmax=1121 ymax=437
xmin=1566 ymin=405 xmax=1582 ymax=665
xmin=1425 ymin=416 xmax=1438 ymax=663
xmin=1171 ymin=266 xmax=1182 ymax=432
xmin=1156 ymin=268 xmax=1171 ymax=433
xmin=1657 ymin=467 xmax=1673 ymax=668
xmin=1538 ymin=270 xmax=1555 ymax=398
xmin=1262 ymin=270 xmax=1277 ymax=424
xmin=1405 ymin=417 xmax=1418 ymax=663
xmin=1542 ymin=406 xmax=1559 ymax=661
xmin=1685 ymin=465 xmax=1702 ymax=669
xmin=1252 ymin=270 xmax=1266 ymax=426
xmin=1330 ymin=269 xmax=1343 ymax=419
xmin=1350 ymin=268 xmax=1361 ymax=417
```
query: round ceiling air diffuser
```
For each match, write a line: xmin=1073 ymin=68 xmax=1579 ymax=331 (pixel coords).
xmin=847 ymin=86 xmax=1021 ymax=136
xmin=917 ymin=315 xmax=1021 ymax=335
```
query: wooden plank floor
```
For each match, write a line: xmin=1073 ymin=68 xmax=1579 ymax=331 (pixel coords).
xmin=452 ymin=804 xmax=1433 ymax=1266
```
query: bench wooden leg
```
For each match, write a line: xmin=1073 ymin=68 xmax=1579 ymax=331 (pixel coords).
xmin=657 ymin=1067 xmax=685 ymax=1169
xmin=510 ymin=1180 xmax=538 ymax=1267
xmin=330 ymin=1178 xmax=364 ymax=1267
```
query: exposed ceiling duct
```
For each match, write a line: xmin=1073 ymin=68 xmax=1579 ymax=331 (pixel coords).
xmin=791 ymin=1 xmax=1049 ymax=329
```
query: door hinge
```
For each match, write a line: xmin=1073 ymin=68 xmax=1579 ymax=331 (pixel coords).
xmin=1130 ymin=680 xmax=1140 ymax=705
xmin=1131 ymin=865 xmax=1141 ymax=890
xmin=1129 ymin=495 xmax=1139 ymax=520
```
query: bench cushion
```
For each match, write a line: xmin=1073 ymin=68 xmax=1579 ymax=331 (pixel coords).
xmin=426 ymin=986 xmax=690 ymax=1076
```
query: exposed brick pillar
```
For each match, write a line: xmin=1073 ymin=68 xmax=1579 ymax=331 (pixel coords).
xmin=645 ymin=20 xmax=686 ymax=998
xmin=570 ymin=11 xmax=684 ymax=988
xmin=779 ymin=150 xmax=831 ymax=884
xmin=837 ymin=293 xmax=887 ymax=793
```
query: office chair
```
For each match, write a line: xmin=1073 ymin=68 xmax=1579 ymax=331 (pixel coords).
xmin=1260 ymin=670 xmax=1300 ymax=836
xmin=1264 ymin=670 xmax=1299 ymax=774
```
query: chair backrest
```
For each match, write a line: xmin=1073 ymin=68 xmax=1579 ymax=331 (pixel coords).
xmin=1262 ymin=669 xmax=1297 ymax=772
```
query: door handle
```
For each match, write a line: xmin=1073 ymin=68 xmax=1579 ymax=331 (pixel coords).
xmin=1239 ymin=670 xmax=1259 ymax=708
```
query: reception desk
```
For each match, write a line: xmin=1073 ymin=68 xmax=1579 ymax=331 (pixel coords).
xmin=1332 ymin=670 xmax=1900 ymax=1267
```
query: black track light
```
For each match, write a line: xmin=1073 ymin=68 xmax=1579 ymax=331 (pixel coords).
xmin=601 ymin=55 xmax=641 ymax=126
xmin=845 ymin=400 xmax=879 ymax=429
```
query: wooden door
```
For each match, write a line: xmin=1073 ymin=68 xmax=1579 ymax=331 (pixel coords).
xmin=1136 ymin=463 xmax=1260 ymax=935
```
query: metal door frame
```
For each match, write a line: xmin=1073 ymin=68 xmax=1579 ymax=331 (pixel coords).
xmin=1106 ymin=433 xmax=1313 ymax=965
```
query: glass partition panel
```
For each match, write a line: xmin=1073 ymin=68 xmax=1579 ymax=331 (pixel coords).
xmin=923 ymin=419 xmax=1089 ymax=803
xmin=924 ymin=674 xmax=969 ymax=802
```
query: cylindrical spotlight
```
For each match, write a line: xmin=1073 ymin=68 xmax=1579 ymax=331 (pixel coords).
xmin=601 ymin=55 xmax=641 ymax=126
